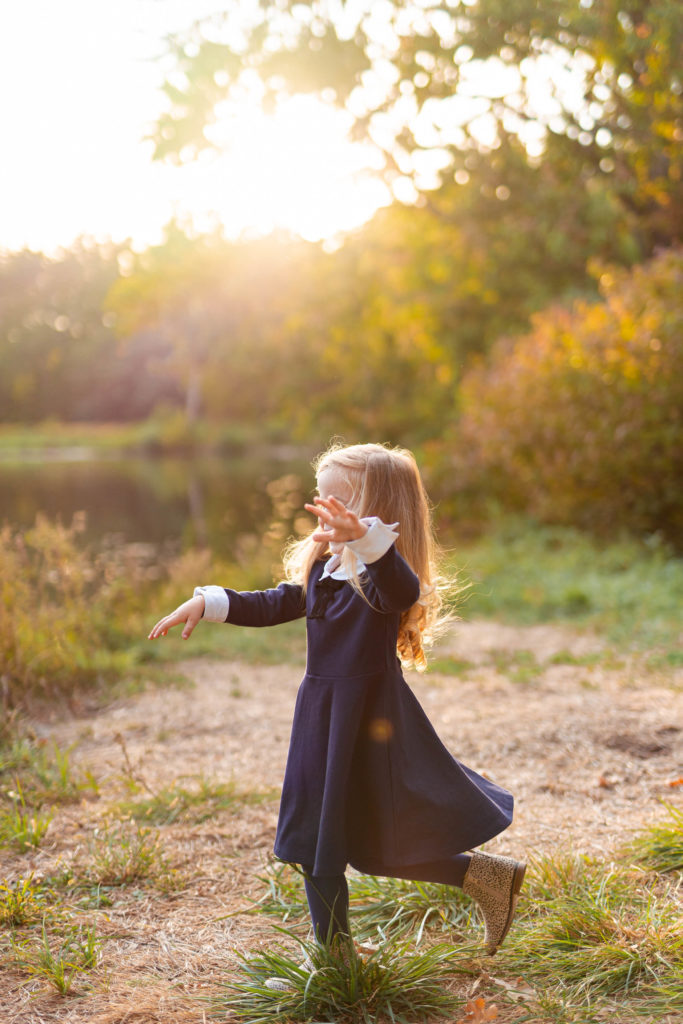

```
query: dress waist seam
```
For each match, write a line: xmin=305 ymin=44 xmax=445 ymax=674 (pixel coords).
xmin=304 ymin=668 xmax=401 ymax=681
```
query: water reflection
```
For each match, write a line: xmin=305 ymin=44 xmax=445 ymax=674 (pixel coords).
xmin=0 ymin=455 xmax=315 ymax=559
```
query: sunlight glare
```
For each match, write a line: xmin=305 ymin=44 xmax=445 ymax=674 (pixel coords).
xmin=186 ymin=95 xmax=391 ymax=242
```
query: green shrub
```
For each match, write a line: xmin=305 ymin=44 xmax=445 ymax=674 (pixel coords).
xmin=454 ymin=248 xmax=683 ymax=546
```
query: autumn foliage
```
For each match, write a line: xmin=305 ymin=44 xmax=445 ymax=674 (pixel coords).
xmin=454 ymin=248 xmax=683 ymax=544
xmin=2 ymin=0 xmax=682 ymax=548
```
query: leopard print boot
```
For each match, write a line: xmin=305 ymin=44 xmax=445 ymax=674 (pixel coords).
xmin=462 ymin=851 xmax=526 ymax=955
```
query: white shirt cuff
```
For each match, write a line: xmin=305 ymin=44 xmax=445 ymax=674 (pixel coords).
xmin=193 ymin=585 xmax=230 ymax=622
xmin=346 ymin=517 xmax=399 ymax=565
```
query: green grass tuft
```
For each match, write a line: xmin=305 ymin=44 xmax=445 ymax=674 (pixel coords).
xmin=84 ymin=820 xmax=172 ymax=886
xmin=0 ymin=782 xmax=53 ymax=852
xmin=0 ymin=734 xmax=98 ymax=807
xmin=426 ymin=656 xmax=475 ymax=677
xmin=10 ymin=920 xmax=103 ymax=995
xmin=347 ymin=874 xmax=475 ymax=944
xmin=113 ymin=776 xmax=275 ymax=826
xmin=0 ymin=875 xmax=49 ymax=927
xmin=251 ymin=861 xmax=308 ymax=924
xmin=218 ymin=931 xmax=461 ymax=1023
xmin=628 ymin=803 xmax=683 ymax=874
xmin=498 ymin=850 xmax=683 ymax=1012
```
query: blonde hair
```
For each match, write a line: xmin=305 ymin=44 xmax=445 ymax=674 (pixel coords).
xmin=283 ymin=441 xmax=457 ymax=671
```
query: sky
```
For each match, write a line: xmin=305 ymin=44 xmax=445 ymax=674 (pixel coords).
xmin=0 ymin=0 xmax=391 ymax=254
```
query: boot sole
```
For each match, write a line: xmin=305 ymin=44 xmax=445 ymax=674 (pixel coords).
xmin=488 ymin=860 xmax=526 ymax=955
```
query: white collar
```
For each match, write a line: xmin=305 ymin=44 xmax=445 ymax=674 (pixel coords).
xmin=319 ymin=552 xmax=366 ymax=581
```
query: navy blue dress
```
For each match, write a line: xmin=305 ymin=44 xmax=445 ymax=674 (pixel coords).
xmin=224 ymin=544 xmax=513 ymax=878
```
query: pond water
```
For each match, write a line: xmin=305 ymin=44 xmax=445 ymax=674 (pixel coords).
xmin=0 ymin=452 xmax=317 ymax=560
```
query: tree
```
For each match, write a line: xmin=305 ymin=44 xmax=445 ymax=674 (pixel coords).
xmin=105 ymin=222 xmax=314 ymax=429
xmin=106 ymin=223 xmax=229 ymax=425
xmin=152 ymin=0 xmax=682 ymax=252
xmin=0 ymin=242 xmax=180 ymax=423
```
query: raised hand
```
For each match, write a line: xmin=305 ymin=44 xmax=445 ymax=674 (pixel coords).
xmin=304 ymin=495 xmax=368 ymax=546
xmin=148 ymin=594 xmax=205 ymax=640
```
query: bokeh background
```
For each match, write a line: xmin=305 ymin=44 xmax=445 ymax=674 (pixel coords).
xmin=1 ymin=0 xmax=682 ymax=703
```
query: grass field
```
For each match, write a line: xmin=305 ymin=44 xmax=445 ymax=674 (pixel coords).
xmin=1 ymin=511 xmax=682 ymax=1022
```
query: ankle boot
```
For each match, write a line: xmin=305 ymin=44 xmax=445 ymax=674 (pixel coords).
xmin=462 ymin=850 xmax=526 ymax=954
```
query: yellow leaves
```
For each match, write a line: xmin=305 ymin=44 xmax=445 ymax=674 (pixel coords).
xmin=454 ymin=246 xmax=683 ymax=538
xmin=426 ymin=258 xmax=452 ymax=284
xmin=621 ymin=359 xmax=640 ymax=382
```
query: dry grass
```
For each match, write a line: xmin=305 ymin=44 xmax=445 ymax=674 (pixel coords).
xmin=1 ymin=620 xmax=682 ymax=1023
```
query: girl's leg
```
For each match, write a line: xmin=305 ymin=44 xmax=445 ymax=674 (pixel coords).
xmin=264 ymin=865 xmax=350 ymax=992
xmin=379 ymin=852 xmax=525 ymax=956
xmin=378 ymin=854 xmax=472 ymax=888
xmin=301 ymin=865 xmax=350 ymax=943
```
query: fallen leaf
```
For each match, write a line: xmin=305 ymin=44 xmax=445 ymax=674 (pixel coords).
xmin=455 ymin=997 xmax=499 ymax=1023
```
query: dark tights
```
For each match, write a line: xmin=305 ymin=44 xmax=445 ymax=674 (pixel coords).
xmin=302 ymin=867 xmax=350 ymax=942
xmin=301 ymin=853 xmax=471 ymax=943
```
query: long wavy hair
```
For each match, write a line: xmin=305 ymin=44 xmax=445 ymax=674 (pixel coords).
xmin=283 ymin=442 xmax=458 ymax=670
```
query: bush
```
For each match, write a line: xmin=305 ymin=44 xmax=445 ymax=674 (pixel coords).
xmin=0 ymin=515 xmax=149 ymax=706
xmin=0 ymin=512 xmax=296 ymax=711
xmin=453 ymin=248 xmax=683 ymax=546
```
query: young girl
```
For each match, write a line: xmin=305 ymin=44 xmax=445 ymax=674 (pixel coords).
xmin=149 ymin=442 xmax=525 ymax=968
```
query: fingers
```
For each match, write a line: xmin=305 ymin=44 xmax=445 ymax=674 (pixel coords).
xmin=148 ymin=595 xmax=206 ymax=640
xmin=309 ymin=528 xmax=331 ymax=544
xmin=181 ymin=611 xmax=201 ymax=640
xmin=304 ymin=497 xmax=354 ymax=526
xmin=147 ymin=609 xmax=184 ymax=640
xmin=305 ymin=496 xmax=365 ymax=545
xmin=304 ymin=499 xmax=339 ymax=526
xmin=313 ymin=495 xmax=346 ymax=511
xmin=304 ymin=501 xmax=340 ymax=541
xmin=148 ymin=616 xmax=172 ymax=639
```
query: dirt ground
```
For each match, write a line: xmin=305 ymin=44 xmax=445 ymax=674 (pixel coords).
xmin=2 ymin=619 xmax=682 ymax=1023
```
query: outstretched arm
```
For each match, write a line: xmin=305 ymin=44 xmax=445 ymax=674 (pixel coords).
xmin=149 ymin=581 xmax=306 ymax=635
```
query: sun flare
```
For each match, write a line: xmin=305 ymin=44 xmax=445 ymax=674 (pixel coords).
xmin=176 ymin=95 xmax=391 ymax=243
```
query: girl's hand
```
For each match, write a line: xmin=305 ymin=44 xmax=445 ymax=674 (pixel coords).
xmin=304 ymin=496 xmax=368 ymax=546
xmin=148 ymin=594 xmax=205 ymax=640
